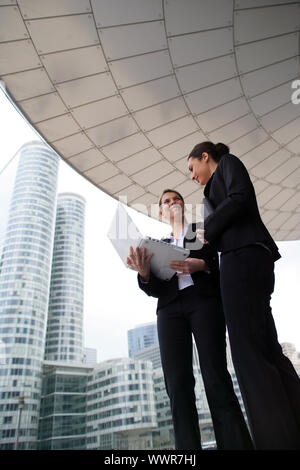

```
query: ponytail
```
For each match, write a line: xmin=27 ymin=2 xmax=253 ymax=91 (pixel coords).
xmin=188 ymin=141 xmax=229 ymax=163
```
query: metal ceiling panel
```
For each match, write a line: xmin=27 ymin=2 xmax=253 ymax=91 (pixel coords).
xmin=0 ymin=40 xmax=40 ymax=75
xmin=175 ymin=55 xmax=237 ymax=94
xmin=18 ymin=0 xmax=92 ymax=18
xmin=160 ymin=131 xmax=206 ymax=162
xmin=68 ymin=148 xmax=107 ymax=172
xmin=85 ymin=115 xmax=139 ymax=147
xmin=146 ymin=115 xmax=198 ymax=148
xmin=25 ymin=15 xmax=99 ymax=55
xmin=209 ymin=114 xmax=258 ymax=144
xmin=174 ymin=180 xmax=199 ymax=198
xmin=249 ymin=82 xmax=294 ymax=117
xmin=19 ymin=92 xmax=68 ymax=123
xmin=101 ymin=133 xmax=151 ymax=162
xmin=196 ymin=98 xmax=250 ymax=133
xmin=281 ymin=167 xmax=300 ymax=188
xmin=1 ymin=1 xmax=299 ymax=240
xmin=280 ymin=213 xmax=300 ymax=231
xmin=235 ymin=34 xmax=298 ymax=74
xmin=273 ymin=116 xmax=300 ymax=145
xmin=91 ymin=0 xmax=163 ymax=27
xmin=259 ymin=102 xmax=300 ymax=132
xmin=240 ymin=140 xmax=281 ymax=170
xmin=100 ymin=174 xmax=132 ymax=193
xmin=99 ymin=21 xmax=166 ymax=61
xmin=120 ymin=76 xmax=180 ymax=112
xmin=287 ymin=135 xmax=300 ymax=154
xmin=250 ymin=147 xmax=289 ymax=178
xmin=113 ymin=184 xmax=145 ymax=204
xmin=165 ymin=0 xmax=233 ymax=36
xmin=185 ymin=78 xmax=243 ymax=115
xmin=268 ymin=212 xmax=291 ymax=231
xmin=234 ymin=5 xmax=300 ymax=45
xmin=3 ymin=68 xmax=55 ymax=100
xmin=55 ymin=73 xmax=117 ymax=108
xmin=52 ymin=133 xmax=94 ymax=158
xmin=240 ymin=58 xmax=299 ymax=98
xmin=40 ymin=46 xmax=108 ymax=84
xmin=230 ymin=128 xmax=269 ymax=157
xmin=169 ymin=28 xmax=233 ymax=68
xmin=110 ymin=51 xmax=173 ymax=89
xmin=36 ymin=114 xmax=81 ymax=142
xmin=147 ymin=170 xmax=185 ymax=196
xmin=236 ymin=0 xmax=299 ymax=10
xmin=0 ymin=6 xmax=29 ymax=42
xmin=84 ymin=161 xmax=119 ymax=184
xmin=117 ymin=147 xmax=161 ymax=175
xmin=174 ymin=158 xmax=192 ymax=175
xmin=133 ymin=97 xmax=188 ymax=132
xmin=132 ymin=160 xmax=174 ymax=186
xmin=257 ymin=184 xmax=282 ymax=207
xmin=254 ymin=180 xmax=271 ymax=198
xmin=71 ymin=95 xmax=128 ymax=129
xmin=280 ymin=192 xmax=300 ymax=212
xmin=266 ymin=157 xmax=300 ymax=184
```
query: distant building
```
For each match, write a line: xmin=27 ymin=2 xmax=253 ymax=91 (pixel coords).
xmin=38 ymin=358 xmax=157 ymax=450
xmin=128 ymin=322 xmax=158 ymax=358
xmin=83 ymin=348 xmax=97 ymax=364
xmin=0 ymin=141 xmax=59 ymax=450
xmin=45 ymin=193 xmax=86 ymax=363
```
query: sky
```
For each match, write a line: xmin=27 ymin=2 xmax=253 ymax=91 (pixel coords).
xmin=0 ymin=88 xmax=299 ymax=362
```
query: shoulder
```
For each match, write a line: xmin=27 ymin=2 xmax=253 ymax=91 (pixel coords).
xmin=218 ymin=153 xmax=250 ymax=178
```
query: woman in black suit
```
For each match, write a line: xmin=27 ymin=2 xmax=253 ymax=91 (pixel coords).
xmin=127 ymin=189 xmax=253 ymax=450
xmin=188 ymin=141 xmax=300 ymax=449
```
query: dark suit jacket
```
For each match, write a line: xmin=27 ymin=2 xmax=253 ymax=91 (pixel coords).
xmin=203 ymin=153 xmax=281 ymax=262
xmin=138 ymin=223 xmax=221 ymax=312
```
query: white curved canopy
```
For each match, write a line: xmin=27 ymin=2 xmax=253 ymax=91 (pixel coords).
xmin=0 ymin=0 xmax=300 ymax=240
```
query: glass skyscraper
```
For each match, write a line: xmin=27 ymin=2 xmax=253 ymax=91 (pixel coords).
xmin=127 ymin=322 xmax=158 ymax=358
xmin=45 ymin=193 xmax=85 ymax=363
xmin=0 ymin=141 xmax=59 ymax=450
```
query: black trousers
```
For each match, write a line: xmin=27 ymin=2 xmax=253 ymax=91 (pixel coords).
xmin=220 ymin=245 xmax=300 ymax=450
xmin=157 ymin=287 xmax=253 ymax=450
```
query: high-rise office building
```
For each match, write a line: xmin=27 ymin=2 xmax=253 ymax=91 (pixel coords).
xmin=0 ymin=141 xmax=59 ymax=450
xmin=45 ymin=193 xmax=85 ymax=363
xmin=128 ymin=322 xmax=158 ymax=358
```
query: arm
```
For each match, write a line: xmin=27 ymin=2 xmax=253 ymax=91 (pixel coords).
xmin=205 ymin=154 xmax=255 ymax=243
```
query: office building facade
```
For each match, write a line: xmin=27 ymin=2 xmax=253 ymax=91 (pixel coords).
xmin=45 ymin=193 xmax=85 ymax=363
xmin=0 ymin=141 xmax=59 ymax=449
xmin=38 ymin=358 xmax=157 ymax=450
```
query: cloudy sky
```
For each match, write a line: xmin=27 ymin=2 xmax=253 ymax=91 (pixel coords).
xmin=0 ymin=88 xmax=299 ymax=362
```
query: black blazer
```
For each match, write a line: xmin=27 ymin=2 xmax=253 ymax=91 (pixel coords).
xmin=138 ymin=223 xmax=221 ymax=312
xmin=203 ymin=153 xmax=281 ymax=262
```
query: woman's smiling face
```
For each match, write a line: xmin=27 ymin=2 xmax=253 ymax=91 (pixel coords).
xmin=188 ymin=154 xmax=211 ymax=185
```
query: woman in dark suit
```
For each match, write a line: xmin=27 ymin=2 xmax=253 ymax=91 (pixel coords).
xmin=188 ymin=141 xmax=300 ymax=449
xmin=127 ymin=189 xmax=253 ymax=450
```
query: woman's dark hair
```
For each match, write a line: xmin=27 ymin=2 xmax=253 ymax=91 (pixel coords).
xmin=159 ymin=189 xmax=184 ymax=208
xmin=188 ymin=141 xmax=229 ymax=163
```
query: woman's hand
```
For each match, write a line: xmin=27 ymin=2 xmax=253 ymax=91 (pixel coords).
xmin=196 ymin=228 xmax=209 ymax=244
xmin=126 ymin=246 xmax=153 ymax=282
xmin=169 ymin=258 xmax=208 ymax=276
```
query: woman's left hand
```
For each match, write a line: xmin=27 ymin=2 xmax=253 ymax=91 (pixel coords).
xmin=169 ymin=258 xmax=208 ymax=275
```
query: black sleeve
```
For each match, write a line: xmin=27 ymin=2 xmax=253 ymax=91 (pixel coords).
xmin=137 ymin=270 xmax=170 ymax=299
xmin=205 ymin=154 xmax=255 ymax=243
